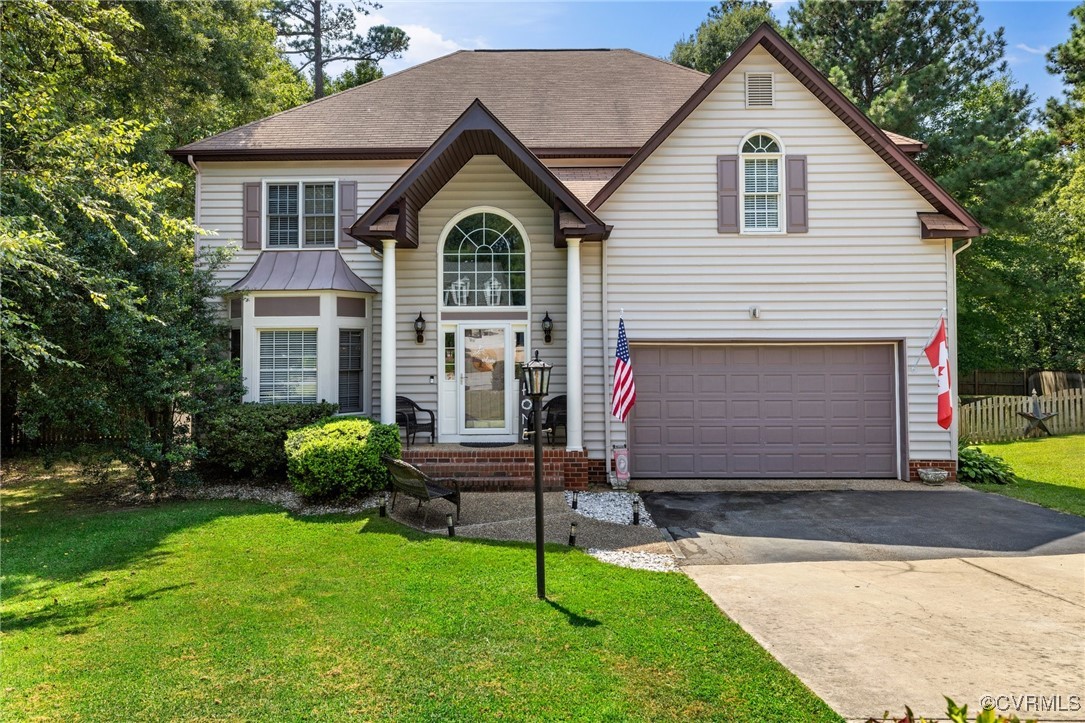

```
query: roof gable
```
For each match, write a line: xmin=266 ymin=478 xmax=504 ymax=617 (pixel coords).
xmin=588 ymin=24 xmax=983 ymax=237
xmin=349 ymin=99 xmax=608 ymax=249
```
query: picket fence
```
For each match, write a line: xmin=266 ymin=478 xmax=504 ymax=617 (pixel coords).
xmin=959 ymin=389 xmax=1085 ymax=443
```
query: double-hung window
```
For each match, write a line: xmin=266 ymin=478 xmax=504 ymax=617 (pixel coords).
xmin=266 ymin=182 xmax=336 ymax=248
xmin=741 ymin=134 xmax=782 ymax=232
xmin=259 ymin=329 xmax=318 ymax=403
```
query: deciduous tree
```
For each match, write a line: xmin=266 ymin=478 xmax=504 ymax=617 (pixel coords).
xmin=670 ymin=1 xmax=779 ymax=73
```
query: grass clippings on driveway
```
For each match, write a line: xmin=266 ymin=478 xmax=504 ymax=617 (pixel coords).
xmin=970 ymin=434 xmax=1085 ymax=517
xmin=1 ymin=462 xmax=839 ymax=722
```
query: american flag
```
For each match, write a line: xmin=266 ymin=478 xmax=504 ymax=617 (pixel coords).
xmin=611 ymin=317 xmax=636 ymax=422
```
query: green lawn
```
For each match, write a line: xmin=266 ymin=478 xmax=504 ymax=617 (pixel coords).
xmin=968 ymin=434 xmax=1085 ymax=516
xmin=1 ymin=463 xmax=839 ymax=722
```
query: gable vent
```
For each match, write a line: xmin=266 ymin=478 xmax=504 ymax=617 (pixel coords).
xmin=746 ymin=72 xmax=774 ymax=108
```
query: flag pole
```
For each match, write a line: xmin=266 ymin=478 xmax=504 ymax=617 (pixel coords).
xmin=912 ymin=307 xmax=948 ymax=370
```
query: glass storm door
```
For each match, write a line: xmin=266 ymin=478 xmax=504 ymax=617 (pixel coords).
xmin=458 ymin=325 xmax=511 ymax=435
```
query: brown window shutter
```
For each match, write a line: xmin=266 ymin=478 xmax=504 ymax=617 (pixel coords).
xmin=717 ymin=155 xmax=739 ymax=233
xmin=339 ymin=180 xmax=357 ymax=249
xmin=786 ymin=156 xmax=808 ymax=233
xmin=242 ymin=182 xmax=262 ymax=249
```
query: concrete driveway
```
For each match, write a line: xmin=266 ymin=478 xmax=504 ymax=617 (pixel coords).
xmin=641 ymin=486 xmax=1085 ymax=722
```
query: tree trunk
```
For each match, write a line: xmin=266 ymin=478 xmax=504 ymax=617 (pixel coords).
xmin=313 ymin=0 xmax=324 ymax=99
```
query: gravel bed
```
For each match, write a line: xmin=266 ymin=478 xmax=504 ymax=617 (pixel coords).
xmin=564 ymin=490 xmax=656 ymax=528
xmin=176 ymin=484 xmax=386 ymax=517
xmin=587 ymin=548 xmax=679 ymax=572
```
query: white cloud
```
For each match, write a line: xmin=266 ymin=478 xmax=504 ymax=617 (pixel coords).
xmin=343 ymin=10 xmax=482 ymax=77
xmin=1015 ymin=43 xmax=1049 ymax=56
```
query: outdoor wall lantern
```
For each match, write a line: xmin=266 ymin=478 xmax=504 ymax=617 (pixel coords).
xmin=522 ymin=349 xmax=552 ymax=397
xmin=541 ymin=311 xmax=554 ymax=344
xmin=414 ymin=312 xmax=426 ymax=343
xmin=523 ymin=349 xmax=553 ymax=599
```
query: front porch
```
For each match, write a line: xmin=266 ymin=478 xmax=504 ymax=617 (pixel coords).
xmin=401 ymin=443 xmax=605 ymax=491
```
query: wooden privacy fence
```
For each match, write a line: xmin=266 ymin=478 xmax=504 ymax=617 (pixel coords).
xmin=960 ymin=389 xmax=1085 ymax=443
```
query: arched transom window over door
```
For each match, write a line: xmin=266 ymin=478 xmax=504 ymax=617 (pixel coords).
xmin=442 ymin=211 xmax=527 ymax=307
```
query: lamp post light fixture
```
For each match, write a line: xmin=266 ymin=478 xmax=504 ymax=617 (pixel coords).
xmin=541 ymin=311 xmax=554 ymax=344
xmin=522 ymin=349 xmax=553 ymax=599
xmin=446 ymin=513 xmax=455 ymax=537
xmin=571 ymin=489 xmax=579 ymax=510
xmin=632 ymin=497 xmax=640 ymax=526
xmin=569 ymin=521 xmax=577 ymax=547
xmin=414 ymin=312 xmax=427 ymax=343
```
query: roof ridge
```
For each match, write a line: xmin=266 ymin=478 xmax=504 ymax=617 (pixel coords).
xmin=617 ymin=47 xmax=709 ymax=79
xmin=172 ymin=50 xmax=473 ymax=153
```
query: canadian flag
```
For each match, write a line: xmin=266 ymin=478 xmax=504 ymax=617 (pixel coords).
xmin=923 ymin=317 xmax=954 ymax=430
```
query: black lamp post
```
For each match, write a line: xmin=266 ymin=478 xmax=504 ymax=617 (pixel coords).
xmin=522 ymin=349 xmax=552 ymax=599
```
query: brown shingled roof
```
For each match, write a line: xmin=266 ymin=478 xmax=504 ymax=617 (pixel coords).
xmin=171 ymin=50 xmax=707 ymax=159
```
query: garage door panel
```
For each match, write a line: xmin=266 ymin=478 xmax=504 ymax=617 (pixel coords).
xmin=730 ymin=374 xmax=760 ymax=393
xmin=700 ymin=400 xmax=728 ymax=419
xmin=732 ymin=426 xmax=761 ymax=445
xmin=631 ymin=344 xmax=897 ymax=478
xmin=763 ymin=400 xmax=793 ymax=418
xmin=700 ymin=426 xmax=727 ymax=445
xmin=698 ymin=375 xmax=728 ymax=394
xmin=732 ymin=400 xmax=760 ymax=418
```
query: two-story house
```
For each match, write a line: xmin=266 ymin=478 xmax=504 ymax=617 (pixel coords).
xmin=170 ymin=25 xmax=982 ymax=487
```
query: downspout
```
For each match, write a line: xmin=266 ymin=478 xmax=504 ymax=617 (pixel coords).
xmin=186 ymin=155 xmax=201 ymax=228
xmin=948 ymin=238 xmax=972 ymax=461
xmin=602 ymin=236 xmax=613 ymax=486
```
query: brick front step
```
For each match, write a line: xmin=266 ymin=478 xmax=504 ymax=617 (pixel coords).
xmin=401 ymin=446 xmax=605 ymax=491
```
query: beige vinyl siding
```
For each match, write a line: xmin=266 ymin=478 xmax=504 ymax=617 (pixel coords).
xmin=407 ymin=155 xmax=568 ymax=417
xmin=595 ymin=46 xmax=953 ymax=464
xmin=199 ymin=160 xmax=409 ymax=415
xmin=581 ymin=242 xmax=607 ymax=459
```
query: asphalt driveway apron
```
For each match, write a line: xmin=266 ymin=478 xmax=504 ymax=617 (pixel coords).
xmin=642 ymin=487 xmax=1085 ymax=722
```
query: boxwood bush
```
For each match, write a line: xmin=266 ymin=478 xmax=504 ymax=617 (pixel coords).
xmin=285 ymin=416 xmax=401 ymax=500
xmin=198 ymin=402 xmax=339 ymax=481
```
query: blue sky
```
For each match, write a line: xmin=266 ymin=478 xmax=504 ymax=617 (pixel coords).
xmin=352 ymin=1 xmax=1078 ymax=110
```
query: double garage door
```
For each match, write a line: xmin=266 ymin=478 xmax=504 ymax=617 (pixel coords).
xmin=630 ymin=344 xmax=898 ymax=478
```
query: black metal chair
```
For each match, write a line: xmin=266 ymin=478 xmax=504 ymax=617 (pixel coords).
xmin=542 ymin=394 xmax=567 ymax=445
xmin=381 ymin=455 xmax=460 ymax=527
xmin=395 ymin=395 xmax=435 ymax=448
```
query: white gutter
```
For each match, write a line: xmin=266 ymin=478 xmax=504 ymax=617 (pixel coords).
xmin=186 ymin=155 xmax=201 ymax=227
xmin=602 ymin=236 xmax=614 ymax=486
xmin=948 ymin=237 xmax=973 ymax=458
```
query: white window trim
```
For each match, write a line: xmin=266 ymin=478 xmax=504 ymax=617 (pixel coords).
xmin=262 ymin=178 xmax=339 ymax=250
xmin=257 ymin=327 xmax=320 ymax=404
xmin=436 ymin=206 xmax=532 ymax=313
xmin=239 ymin=291 xmax=374 ymax=414
xmin=739 ymin=130 xmax=786 ymax=235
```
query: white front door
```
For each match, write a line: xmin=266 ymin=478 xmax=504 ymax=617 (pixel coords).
xmin=457 ymin=324 xmax=514 ymax=437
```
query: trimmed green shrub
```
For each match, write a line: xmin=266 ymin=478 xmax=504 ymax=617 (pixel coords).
xmin=198 ymin=402 xmax=339 ymax=481
xmin=285 ymin=416 xmax=401 ymax=499
xmin=957 ymin=445 xmax=1016 ymax=485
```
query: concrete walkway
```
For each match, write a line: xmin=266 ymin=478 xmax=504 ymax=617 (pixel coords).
xmin=642 ymin=486 xmax=1085 ymax=721
xmin=387 ymin=491 xmax=669 ymax=553
xmin=687 ymin=554 xmax=1085 ymax=722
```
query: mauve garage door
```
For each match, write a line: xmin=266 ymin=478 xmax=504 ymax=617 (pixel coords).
xmin=630 ymin=344 xmax=897 ymax=478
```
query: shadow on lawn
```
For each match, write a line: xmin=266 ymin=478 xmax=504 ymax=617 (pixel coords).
xmin=1 ymin=476 xmax=275 ymax=601
xmin=2 ymin=582 xmax=195 ymax=634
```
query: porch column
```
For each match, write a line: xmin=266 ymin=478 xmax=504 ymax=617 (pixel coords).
xmin=380 ymin=239 xmax=397 ymax=425
xmin=566 ymin=237 xmax=584 ymax=451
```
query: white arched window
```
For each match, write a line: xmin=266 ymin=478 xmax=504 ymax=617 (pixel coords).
xmin=741 ymin=133 xmax=783 ymax=232
xmin=441 ymin=211 xmax=527 ymax=307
